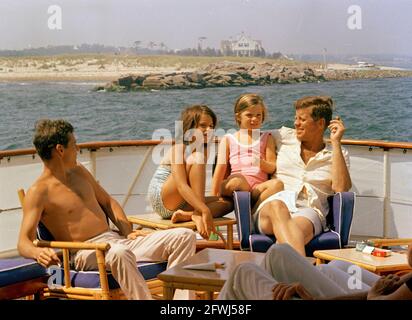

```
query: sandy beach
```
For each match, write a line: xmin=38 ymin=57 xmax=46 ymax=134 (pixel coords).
xmin=326 ymin=63 xmax=406 ymax=71
xmin=0 ymin=68 xmax=194 ymax=82
xmin=0 ymin=56 xmax=197 ymax=82
xmin=1 ymin=55 xmax=411 ymax=83
xmin=0 ymin=55 xmax=314 ymax=82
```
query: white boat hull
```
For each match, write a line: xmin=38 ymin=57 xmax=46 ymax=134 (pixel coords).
xmin=1 ymin=139 xmax=411 ymax=256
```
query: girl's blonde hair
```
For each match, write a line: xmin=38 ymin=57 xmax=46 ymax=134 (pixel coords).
xmin=234 ymin=93 xmax=267 ymax=126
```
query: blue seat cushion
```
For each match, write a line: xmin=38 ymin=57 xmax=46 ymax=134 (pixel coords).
xmin=250 ymin=231 xmax=340 ymax=257
xmin=305 ymin=231 xmax=340 ymax=256
xmin=250 ymin=234 xmax=276 ymax=252
xmin=0 ymin=258 xmax=48 ymax=287
xmin=50 ymin=261 xmax=167 ymax=289
xmin=250 ymin=231 xmax=340 ymax=256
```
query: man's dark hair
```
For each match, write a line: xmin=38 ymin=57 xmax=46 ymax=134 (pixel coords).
xmin=294 ymin=96 xmax=334 ymax=127
xmin=33 ymin=119 xmax=74 ymax=160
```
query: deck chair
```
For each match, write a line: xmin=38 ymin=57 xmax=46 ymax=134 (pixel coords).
xmin=233 ymin=191 xmax=355 ymax=256
xmin=0 ymin=258 xmax=49 ymax=300
xmin=0 ymin=191 xmax=51 ymax=300
xmin=17 ymin=189 xmax=167 ymax=300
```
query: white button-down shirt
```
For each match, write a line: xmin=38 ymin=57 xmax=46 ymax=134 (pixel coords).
xmin=271 ymin=127 xmax=350 ymax=229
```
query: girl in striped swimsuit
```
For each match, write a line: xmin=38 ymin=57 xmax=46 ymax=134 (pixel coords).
xmin=148 ymin=105 xmax=233 ymax=239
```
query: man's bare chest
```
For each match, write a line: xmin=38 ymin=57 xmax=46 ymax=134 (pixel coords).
xmin=46 ymin=176 xmax=95 ymax=212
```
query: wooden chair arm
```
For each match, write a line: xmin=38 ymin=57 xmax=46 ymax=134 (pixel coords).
xmin=33 ymin=239 xmax=111 ymax=298
xmin=127 ymin=216 xmax=144 ymax=229
xmin=34 ymin=239 xmax=111 ymax=251
xmin=368 ymin=238 xmax=412 ymax=247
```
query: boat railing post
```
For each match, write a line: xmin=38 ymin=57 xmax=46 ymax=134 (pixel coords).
xmin=90 ymin=149 xmax=97 ymax=178
xmin=383 ymin=148 xmax=390 ymax=238
xmin=121 ymin=146 xmax=153 ymax=209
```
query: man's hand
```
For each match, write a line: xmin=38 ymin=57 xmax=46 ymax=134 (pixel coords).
xmin=127 ymin=229 xmax=155 ymax=240
xmin=36 ymin=248 xmax=61 ymax=268
xmin=329 ymin=116 xmax=345 ymax=143
xmin=367 ymin=274 xmax=402 ymax=299
xmin=272 ymin=282 xmax=314 ymax=300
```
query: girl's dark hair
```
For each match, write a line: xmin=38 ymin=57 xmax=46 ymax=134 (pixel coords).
xmin=180 ymin=104 xmax=217 ymax=134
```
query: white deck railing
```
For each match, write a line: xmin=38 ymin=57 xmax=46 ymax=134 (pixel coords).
xmin=1 ymin=138 xmax=411 ymax=255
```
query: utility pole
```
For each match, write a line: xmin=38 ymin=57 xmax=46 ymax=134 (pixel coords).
xmin=323 ymin=48 xmax=327 ymax=70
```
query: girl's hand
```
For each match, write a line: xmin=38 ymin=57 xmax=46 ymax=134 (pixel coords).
xmin=201 ymin=208 xmax=216 ymax=238
xmin=192 ymin=211 xmax=214 ymax=239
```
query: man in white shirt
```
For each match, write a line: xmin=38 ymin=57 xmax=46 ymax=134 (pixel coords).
xmin=253 ymin=96 xmax=351 ymax=256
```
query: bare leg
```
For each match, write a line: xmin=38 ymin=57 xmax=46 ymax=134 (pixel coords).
xmin=251 ymin=179 xmax=284 ymax=214
xmin=220 ymin=174 xmax=250 ymax=197
xmin=171 ymin=195 xmax=233 ymax=223
xmin=186 ymin=159 xmax=209 ymax=238
xmin=161 ymin=154 xmax=233 ymax=238
xmin=258 ymin=200 xmax=314 ymax=256
xmin=171 ymin=209 xmax=192 ymax=223
xmin=159 ymin=152 xmax=208 ymax=237
xmin=204 ymin=196 xmax=233 ymax=218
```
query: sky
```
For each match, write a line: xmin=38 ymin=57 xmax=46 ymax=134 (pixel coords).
xmin=0 ymin=0 xmax=411 ymax=55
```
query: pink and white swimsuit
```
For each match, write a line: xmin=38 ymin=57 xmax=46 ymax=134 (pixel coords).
xmin=226 ymin=132 xmax=271 ymax=190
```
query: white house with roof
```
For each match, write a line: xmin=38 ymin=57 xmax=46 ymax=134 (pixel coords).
xmin=221 ymin=33 xmax=265 ymax=57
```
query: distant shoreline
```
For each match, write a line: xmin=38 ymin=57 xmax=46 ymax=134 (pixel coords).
xmin=0 ymin=71 xmax=187 ymax=82
xmin=1 ymin=55 xmax=412 ymax=83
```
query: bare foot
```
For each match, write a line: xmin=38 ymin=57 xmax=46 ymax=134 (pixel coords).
xmin=171 ymin=209 xmax=193 ymax=223
xmin=191 ymin=212 xmax=208 ymax=239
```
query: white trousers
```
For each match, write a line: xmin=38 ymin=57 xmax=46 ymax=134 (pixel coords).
xmin=218 ymin=243 xmax=379 ymax=300
xmin=74 ymin=228 xmax=196 ymax=300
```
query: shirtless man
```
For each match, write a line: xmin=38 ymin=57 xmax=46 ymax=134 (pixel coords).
xmin=18 ymin=119 xmax=196 ymax=300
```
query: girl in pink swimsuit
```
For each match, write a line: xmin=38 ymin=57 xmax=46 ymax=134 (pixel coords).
xmin=211 ymin=93 xmax=284 ymax=213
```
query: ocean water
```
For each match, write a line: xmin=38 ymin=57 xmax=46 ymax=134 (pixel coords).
xmin=1 ymin=77 xmax=412 ymax=150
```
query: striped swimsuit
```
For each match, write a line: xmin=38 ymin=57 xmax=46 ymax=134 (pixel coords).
xmin=148 ymin=165 xmax=186 ymax=219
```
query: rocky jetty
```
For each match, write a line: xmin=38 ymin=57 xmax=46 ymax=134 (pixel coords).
xmin=94 ymin=61 xmax=412 ymax=92
xmin=93 ymin=62 xmax=324 ymax=92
